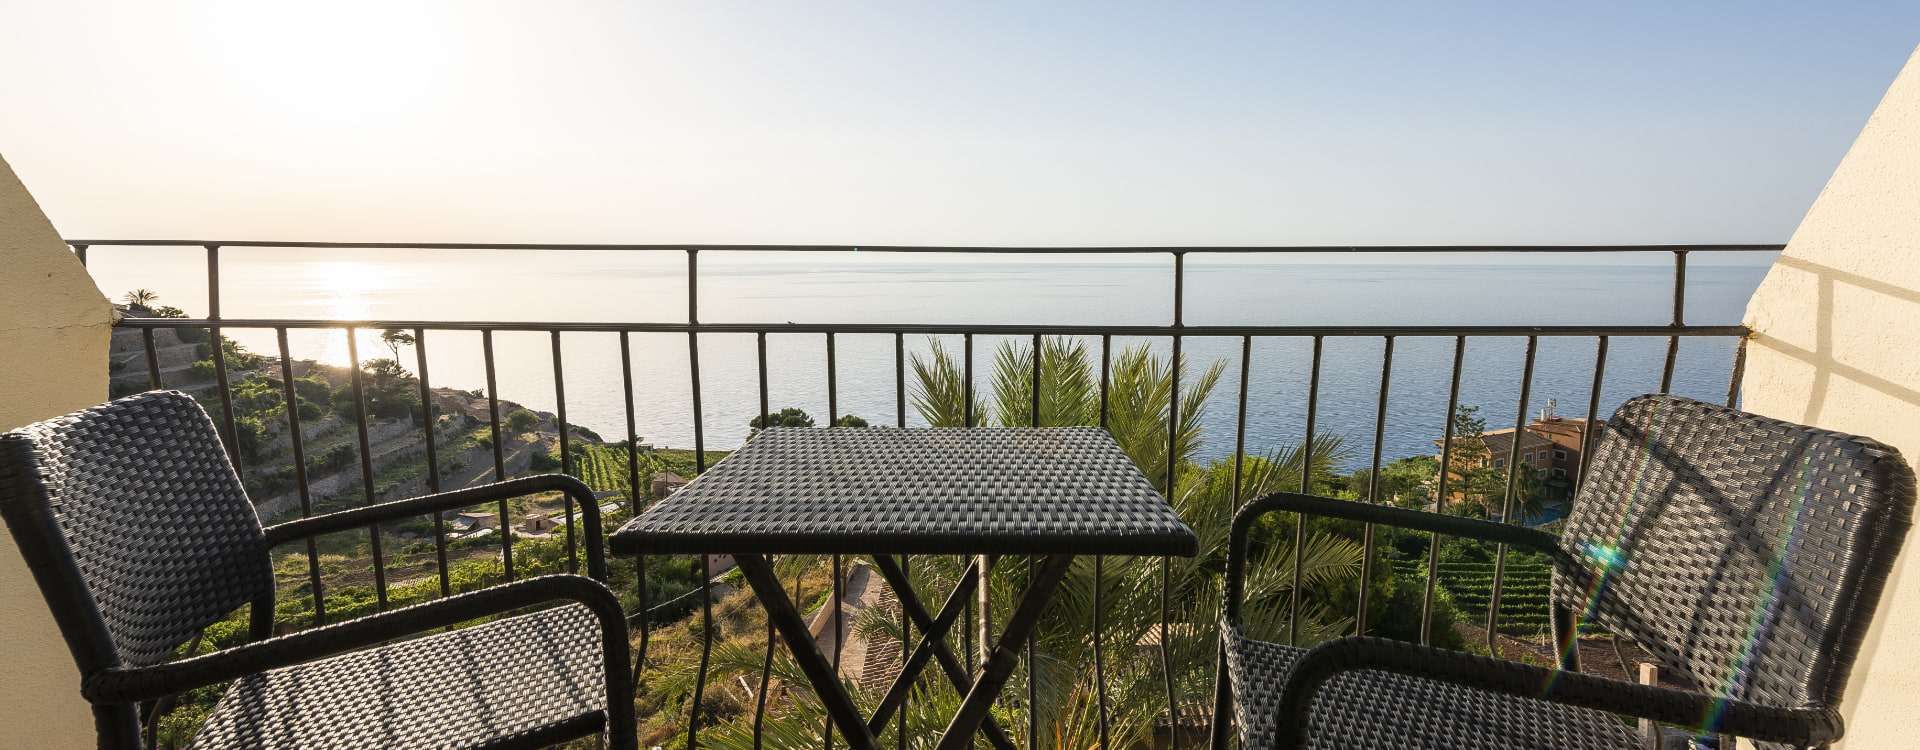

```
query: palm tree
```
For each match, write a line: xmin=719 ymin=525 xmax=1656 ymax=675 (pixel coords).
xmin=907 ymin=338 xmax=976 ymax=427
xmin=986 ymin=337 xmax=1099 ymax=429
xmin=121 ymin=289 xmax=159 ymax=310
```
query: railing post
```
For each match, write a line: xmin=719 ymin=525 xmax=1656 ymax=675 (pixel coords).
xmin=344 ymin=326 xmax=390 ymax=609
xmin=1661 ymin=249 xmax=1688 ymax=394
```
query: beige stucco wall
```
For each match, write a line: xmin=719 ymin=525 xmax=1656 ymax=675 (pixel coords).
xmin=1740 ymin=44 xmax=1920 ymax=749
xmin=0 ymin=152 xmax=113 ymax=747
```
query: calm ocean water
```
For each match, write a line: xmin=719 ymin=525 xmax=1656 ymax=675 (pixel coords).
xmin=85 ymin=249 xmax=1776 ymax=468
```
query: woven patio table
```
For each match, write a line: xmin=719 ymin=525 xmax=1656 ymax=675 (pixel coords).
xmin=610 ymin=426 xmax=1196 ymax=750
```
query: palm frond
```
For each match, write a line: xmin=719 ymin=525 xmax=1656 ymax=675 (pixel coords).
xmin=908 ymin=337 xmax=978 ymax=427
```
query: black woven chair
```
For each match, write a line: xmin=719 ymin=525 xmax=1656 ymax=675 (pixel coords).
xmin=0 ymin=391 xmax=637 ymax=749
xmin=1212 ymin=394 xmax=1914 ymax=750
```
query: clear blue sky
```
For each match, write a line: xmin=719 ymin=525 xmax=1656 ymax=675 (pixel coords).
xmin=1 ymin=1 xmax=1915 ymax=245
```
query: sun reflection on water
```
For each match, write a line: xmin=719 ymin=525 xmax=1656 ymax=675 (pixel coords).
xmin=306 ymin=261 xmax=397 ymax=367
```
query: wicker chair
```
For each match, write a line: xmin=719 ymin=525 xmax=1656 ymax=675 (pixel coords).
xmin=0 ymin=391 xmax=637 ymax=749
xmin=1212 ymin=394 xmax=1915 ymax=750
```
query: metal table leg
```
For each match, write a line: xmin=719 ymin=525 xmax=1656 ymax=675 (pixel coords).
xmin=868 ymin=556 xmax=1018 ymax=750
xmin=735 ymin=554 xmax=882 ymax=750
xmin=934 ymin=554 xmax=1076 ymax=750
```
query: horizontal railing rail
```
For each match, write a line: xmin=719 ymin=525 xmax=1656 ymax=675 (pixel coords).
xmin=71 ymin=240 xmax=1784 ymax=253
xmin=112 ymin=318 xmax=1751 ymax=337
xmin=78 ymin=239 xmax=1773 ymax=750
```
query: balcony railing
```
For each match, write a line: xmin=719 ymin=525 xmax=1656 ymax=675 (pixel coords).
xmin=74 ymin=240 xmax=1777 ymax=749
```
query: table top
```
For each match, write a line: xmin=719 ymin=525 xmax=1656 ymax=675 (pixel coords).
xmin=609 ymin=427 xmax=1196 ymax=557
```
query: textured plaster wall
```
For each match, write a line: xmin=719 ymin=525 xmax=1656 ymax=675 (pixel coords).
xmin=0 ymin=152 xmax=112 ymax=747
xmin=1740 ymin=45 xmax=1920 ymax=749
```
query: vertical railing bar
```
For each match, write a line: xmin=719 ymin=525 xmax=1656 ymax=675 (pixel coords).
xmin=208 ymin=321 xmax=240 ymax=466
xmin=205 ymin=244 xmax=221 ymax=320
xmin=755 ymin=585 xmax=774 ymax=750
xmin=1030 ymin=333 xmax=1042 ymax=426
xmin=635 ymin=553 xmax=650 ymax=692
xmin=690 ymin=331 xmax=706 ymax=474
xmin=827 ymin=333 xmax=839 ymax=427
xmin=965 ymin=333 xmax=976 ymax=428
xmin=1289 ymin=336 xmax=1323 ymax=646
xmin=204 ymin=246 xmax=240 ymax=466
xmin=681 ymin=248 xmax=706 ymax=750
xmin=1094 ymin=330 xmax=1111 ymax=750
xmin=965 ymin=556 xmax=976 ymax=675
xmin=831 ymin=558 xmax=844 ymax=671
xmin=345 ymin=327 xmax=389 ymax=610
xmin=1420 ymin=336 xmax=1468 ymax=646
xmin=754 ymin=333 xmax=774 ymax=749
xmin=1098 ymin=334 xmax=1111 ymax=428
xmin=72 ymin=243 xmax=87 ymax=266
xmin=1486 ymin=335 xmax=1539 ymax=657
xmin=412 ymin=328 xmax=451 ymax=598
xmin=898 ymin=555 xmax=910 ymax=750
xmin=827 ymin=552 xmax=842 ymax=750
xmin=1093 ymin=554 xmax=1110 ymax=750
xmin=1661 ymin=250 xmax=1687 ymax=394
xmin=689 ymin=249 xmax=705 ymax=473
xmin=142 ymin=327 xmax=162 ymax=390
xmin=896 ymin=333 xmax=907 ymax=428
xmin=1005 ymin=311 xmax=1039 ymax=730
xmin=620 ymin=332 xmax=641 ymax=514
xmin=1163 ymin=329 xmax=1183 ymax=733
xmin=1355 ymin=336 xmax=1395 ymax=635
xmin=551 ymin=330 xmax=578 ymax=574
xmin=274 ymin=327 xmax=325 ymax=626
xmin=970 ymin=331 xmax=987 ymax=708
xmin=827 ymin=331 xmax=841 ymax=750
xmin=1725 ymin=334 xmax=1749 ymax=409
xmin=791 ymin=566 xmax=808 ymax=744
xmin=1172 ymin=251 xmax=1185 ymax=327
xmin=1671 ymin=249 xmax=1689 ymax=325
xmin=482 ymin=329 xmax=513 ymax=579
xmin=1029 ymin=555 xmax=1039 ymax=749
xmin=758 ymin=331 xmax=770 ymax=425
xmin=1161 ymin=556 xmax=1177 ymax=741
xmin=689 ymin=553 xmax=712 ymax=750
xmin=1232 ymin=335 xmax=1251 ymax=509
xmin=1579 ymin=337 xmax=1611 ymax=486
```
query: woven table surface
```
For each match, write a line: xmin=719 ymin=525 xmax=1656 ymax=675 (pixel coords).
xmin=610 ymin=427 xmax=1195 ymax=556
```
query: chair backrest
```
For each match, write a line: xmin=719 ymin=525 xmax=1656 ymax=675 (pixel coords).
xmin=1554 ymin=394 xmax=1914 ymax=710
xmin=0 ymin=391 xmax=273 ymax=670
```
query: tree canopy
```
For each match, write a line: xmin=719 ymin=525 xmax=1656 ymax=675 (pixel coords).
xmin=748 ymin=407 xmax=815 ymax=438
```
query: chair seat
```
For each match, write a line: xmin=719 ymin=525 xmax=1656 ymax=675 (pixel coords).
xmin=191 ymin=604 xmax=608 ymax=750
xmin=1223 ymin=625 xmax=1646 ymax=750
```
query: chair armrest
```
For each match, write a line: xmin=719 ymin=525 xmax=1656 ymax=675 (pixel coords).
xmin=81 ymin=574 xmax=632 ymax=706
xmin=264 ymin=474 xmax=607 ymax=580
xmin=1224 ymin=492 xmax=1563 ymax=620
xmin=1272 ymin=635 xmax=1843 ymax=749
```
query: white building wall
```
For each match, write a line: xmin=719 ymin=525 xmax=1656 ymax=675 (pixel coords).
xmin=1740 ymin=44 xmax=1920 ymax=749
xmin=0 ymin=152 xmax=114 ymax=748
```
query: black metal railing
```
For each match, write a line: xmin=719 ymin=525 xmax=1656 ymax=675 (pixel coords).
xmin=74 ymin=239 xmax=1775 ymax=749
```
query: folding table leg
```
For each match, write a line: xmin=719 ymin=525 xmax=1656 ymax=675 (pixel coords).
xmin=934 ymin=554 xmax=1077 ymax=750
xmin=868 ymin=556 xmax=1019 ymax=750
xmin=735 ymin=554 xmax=882 ymax=750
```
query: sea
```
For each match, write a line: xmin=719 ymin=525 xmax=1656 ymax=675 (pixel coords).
xmin=82 ymin=247 xmax=1777 ymax=470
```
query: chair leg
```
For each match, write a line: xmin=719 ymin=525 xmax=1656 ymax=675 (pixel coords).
xmin=1551 ymin=604 xmax=1581 ymax=673
xmin=1210 ymin=642 xmax=1234 ymax=750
